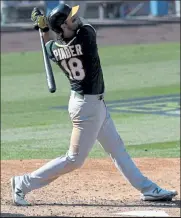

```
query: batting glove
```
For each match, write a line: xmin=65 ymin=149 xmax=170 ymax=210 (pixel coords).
xmin=31 ymin=7 xmax=49 ymax=32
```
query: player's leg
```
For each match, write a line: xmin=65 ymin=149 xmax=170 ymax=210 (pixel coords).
xmin=97 ymin=107 xmax=177 ymax=201
xmin=14 ymin=125 xmax=97 ymax=194
xmin=97 ymin=111 xmax=154 ymax=192
xmin=11 ymin=94 xmax=106 ymax=205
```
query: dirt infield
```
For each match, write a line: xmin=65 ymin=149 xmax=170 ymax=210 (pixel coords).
xmin=1 ymin=158 xmax=180 ymax=217
xmin=1 ymin=24 xmax=180 ymax=217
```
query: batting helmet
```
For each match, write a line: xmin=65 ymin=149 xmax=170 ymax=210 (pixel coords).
xmin=47 ymin=3 xmax=79 ymax=33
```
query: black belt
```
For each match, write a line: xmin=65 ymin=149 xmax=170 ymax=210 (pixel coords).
xmin=73 ymin=92 xmax=104 ymax=100
xmin=97 ymin=94 xmax=104 ymax=100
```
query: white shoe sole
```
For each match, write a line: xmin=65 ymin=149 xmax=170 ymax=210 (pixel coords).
xmin=141 ymin=191 xmax=178 ymax=201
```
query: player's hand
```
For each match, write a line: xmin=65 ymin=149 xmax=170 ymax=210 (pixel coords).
xmin=31 ymin=7 xmax=49 ymax=32
xmin=31 ymin=7 xmax=42 ymax=28
xmin=36 ymin=15 xmax=49 ymax=32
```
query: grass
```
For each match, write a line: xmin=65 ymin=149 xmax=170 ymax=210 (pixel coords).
xmin=1 ymin=140 xmax=180 ymax=160
xmin=1 ymin=42 xmax=180 ymax=160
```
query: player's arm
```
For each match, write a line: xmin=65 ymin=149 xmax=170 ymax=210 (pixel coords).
xmin=31 ymin=8 xmax=56 ymax=61
xmin=31 ymin=8 xmax=53 ymax=44
xmin=45 ymin=40 xmax=57 ymax=62
xmin=42 ymin=31 xmax=52 ymax=44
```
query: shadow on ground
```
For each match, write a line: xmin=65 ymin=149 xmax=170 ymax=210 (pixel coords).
xmin=1 ymin=213 xmax=25 ymax=217
xmin=34 ymin=199 xmax=180 ymax=209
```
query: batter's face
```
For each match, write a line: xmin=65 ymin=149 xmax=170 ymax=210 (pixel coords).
xmin=61 ymin=15 xmax=79 ymax=39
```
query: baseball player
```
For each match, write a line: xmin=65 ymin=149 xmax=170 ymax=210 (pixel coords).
xmin=11 ymin=3 xmax=177 ymax=206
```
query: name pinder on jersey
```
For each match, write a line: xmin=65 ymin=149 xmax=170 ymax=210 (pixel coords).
xmin=53 ymin=44 xmax=83 ymax=61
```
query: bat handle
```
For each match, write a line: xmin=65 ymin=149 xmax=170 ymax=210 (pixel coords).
xmin=39 ymin=28 xmax=43 ymax=36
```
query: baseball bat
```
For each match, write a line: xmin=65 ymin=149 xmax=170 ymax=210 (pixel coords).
xmin=39 ymin=28 xmax=56 ymax=93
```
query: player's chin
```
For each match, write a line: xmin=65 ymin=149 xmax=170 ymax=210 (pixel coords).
xmin=63 ymin=30 xmax=75 ymax=39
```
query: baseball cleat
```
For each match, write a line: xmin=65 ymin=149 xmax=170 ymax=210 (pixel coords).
xmin=141 ymin=187 xmax=178 ymax=201
xmin=11 ymin=176 xmax=31 ymax=206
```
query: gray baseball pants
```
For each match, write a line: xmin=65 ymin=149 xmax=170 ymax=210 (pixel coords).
xmin=17 ymin=91 xmax=155 ymax=194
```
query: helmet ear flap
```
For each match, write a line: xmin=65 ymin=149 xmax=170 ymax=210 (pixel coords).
xmin=53 ymin=21 xmax=63 ymax=33
xmin=47 ymin=13 xmax=64 ymax=33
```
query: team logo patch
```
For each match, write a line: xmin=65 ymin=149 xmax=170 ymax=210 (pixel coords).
xmin=51 ymin=94 xmax=180 ymax=117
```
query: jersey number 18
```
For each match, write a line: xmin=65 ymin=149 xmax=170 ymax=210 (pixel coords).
xmin=61 ymin=57 xmax=85 ymax=81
